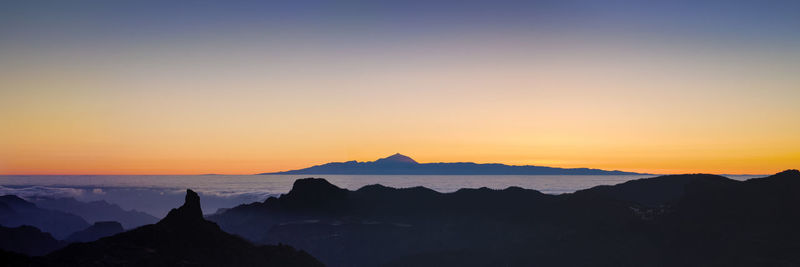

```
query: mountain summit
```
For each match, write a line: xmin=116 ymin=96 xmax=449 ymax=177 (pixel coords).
xmin=158 ymin=189 xmax=204 ymax=227
xmin=260 ymin=153 xmax=642 ymax=175
xmin=374 ymin=153 xmax=418 ymax=164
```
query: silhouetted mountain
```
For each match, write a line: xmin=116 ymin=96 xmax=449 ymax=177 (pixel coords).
xmin=65 ymin=221 xmax=124 ymax=243
xmin=649 ymin=169 xmax=800 ymax=266
xmin=374 ymin=153 xmax=418 ymax=164
xmin=33 ymin=197 xmax=158 ymax=229
xmin=260 ymin=153 xmax=642 ymax=175
xmin=29 ymin=189 xmax=324 ymax=267
xmin=0 ymin=195 xmax=89 ymax=239
xmin=0 ymin=225 xmax=65 ymax=256
xmin=211 ymin=170 xmax=800 ymax=266
xmin=570 ymin=173 xmax=736 ymax=206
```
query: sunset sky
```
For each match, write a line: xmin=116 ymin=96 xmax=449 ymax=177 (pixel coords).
xmin=1 ymin=1 xmax=799 ymax=175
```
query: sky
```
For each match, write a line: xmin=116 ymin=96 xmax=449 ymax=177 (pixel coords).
xmin=1 ymin=0 xmax=799 ymax=175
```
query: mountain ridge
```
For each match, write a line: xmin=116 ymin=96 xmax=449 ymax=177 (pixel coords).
xmin=18 ymin=189 xmax=324 ymax=266
xmin=211 ymin=169 xmax=800 ymax=266
xmin=32 ymin=197 xmax=158 ymax=229
xmin=0 ymin=195 xmax=90 ymax=239
xmin=260 ymin=153 xmax=643 ymax=175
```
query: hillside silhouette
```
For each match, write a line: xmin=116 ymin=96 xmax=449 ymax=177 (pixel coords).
xmin=0 ymin=195 xmax=89 ymax=239
xmin=261 ymin=153 xmax=642 ymax=175
xmin=0 ymin=196 xmax=136 ymax=256
xmin=211 ymin=170 xmax=800 ymax=266
xmin=33 ymin=197 xmax=158 ymax=229
xmin=1 ymin=189 xmax=323 ymax=267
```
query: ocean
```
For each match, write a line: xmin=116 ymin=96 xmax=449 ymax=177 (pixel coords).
xmin=0 ymin=174 xmax=762 ymax=218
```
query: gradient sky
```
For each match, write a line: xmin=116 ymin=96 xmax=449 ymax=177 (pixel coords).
xmin=1 ymin=0 xmax=799 ymax=175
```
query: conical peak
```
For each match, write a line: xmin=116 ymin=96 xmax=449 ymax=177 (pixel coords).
xmin=375 ymin=153 xmax=418 ymax=164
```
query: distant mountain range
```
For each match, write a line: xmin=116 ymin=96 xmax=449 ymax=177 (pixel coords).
xmin=32 ymin=197 xmax=157 ymax=229
xmin=260 ymin=153 xmax=643 ymax=175
xmin=0 ymin=195 xmax=89 ymax=239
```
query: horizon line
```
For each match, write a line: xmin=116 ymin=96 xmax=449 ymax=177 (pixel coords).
xmin=0 ymin=172 xmax=777 ymax=176
xmin=0 ymin=154 xmax=788 ymax=176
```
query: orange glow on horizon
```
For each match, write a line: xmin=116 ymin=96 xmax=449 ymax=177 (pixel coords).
xmin=0 ymin=150 xmax=796 ymax=175
xmin=1 ymin=35 xmax=798 ymax=175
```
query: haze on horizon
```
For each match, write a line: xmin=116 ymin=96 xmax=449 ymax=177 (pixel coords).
xmin=1 ymin=1 xmax=799 ymax=175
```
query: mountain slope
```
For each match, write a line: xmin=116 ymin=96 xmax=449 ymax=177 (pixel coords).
xmin=0 ymin=195 xmax=89 ymax=239
xmin=65 ymin=221 xmax=124 ymax=243
xmin=33 ymin=197 xmax=158 ymax=229
xmin=0 ymin=225 xmax=65 ymax=256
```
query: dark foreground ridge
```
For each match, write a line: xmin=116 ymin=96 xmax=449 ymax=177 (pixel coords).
xmin=1 ymin=189 xmax=323 ymax=267
xmin=0 ymin=225 xmax=64 ymax=256
xmin=211 ymin=169 xmax=800 ymax=266
xmin=260 ymin=153 xmax=642 ymax=175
